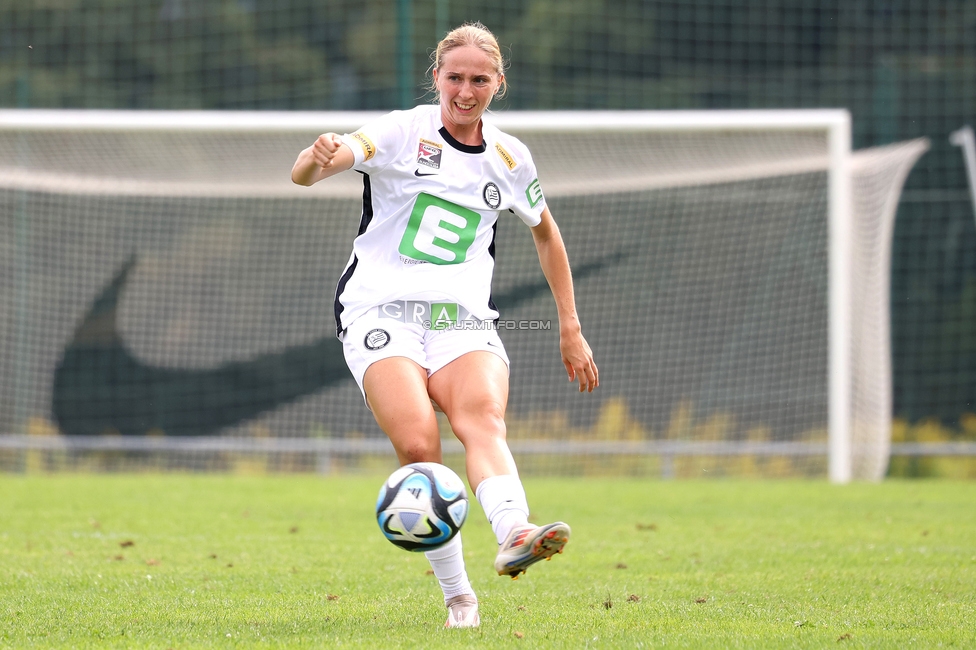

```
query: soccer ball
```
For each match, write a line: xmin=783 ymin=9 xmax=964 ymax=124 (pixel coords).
xmin=375 ymin=462 xmax=468 ymax=552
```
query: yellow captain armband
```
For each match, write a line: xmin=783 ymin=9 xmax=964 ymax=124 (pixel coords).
xmin=351 ymin=132 xmax=376 ymax=161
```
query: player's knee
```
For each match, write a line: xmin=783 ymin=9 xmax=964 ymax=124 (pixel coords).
xmin=397 ymin=435 xmax=441 ymax=463
xmin=451 ymin=400 xmax=507 ymax=443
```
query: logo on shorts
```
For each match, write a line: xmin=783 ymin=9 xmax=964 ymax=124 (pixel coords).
xmin=378 ymin=300 xmax=470 ymax=325
xmin=429 ymin=302 xmax=458 ymax=330
xmin=483 ymin=182 xmax=501 ymax=209
xmin=364 ymin=329 xmax=391 ymax=350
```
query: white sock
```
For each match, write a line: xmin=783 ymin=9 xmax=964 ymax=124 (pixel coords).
xmin=475 ymin=474 xmax=530 ymax=545
xmin=424 ymin=534 xmax=475 ymax=603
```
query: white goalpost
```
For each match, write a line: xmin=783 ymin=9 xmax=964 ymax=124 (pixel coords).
xmin=493 ymin=110 xmax=856 ymax=483
xmin=0 ymin=109 xmax=927 ymax=481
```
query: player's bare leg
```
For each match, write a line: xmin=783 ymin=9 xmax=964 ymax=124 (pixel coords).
xmin=364 ymin=357 xmax=478 ymax=626
xmin=364 ymin=357 xmax=441 ymax=464
xmin=427 ymin=351 xmax=515 ymax=485
xmin=428 ymin=351 xmax=570 ymax=579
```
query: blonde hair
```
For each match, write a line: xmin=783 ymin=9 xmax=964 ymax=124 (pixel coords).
xmin=429 ymin=22 xmax=508 ymax=98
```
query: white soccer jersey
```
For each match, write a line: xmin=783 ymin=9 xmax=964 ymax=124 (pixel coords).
xmin=334 ymin=105 xmax=547 ymax=335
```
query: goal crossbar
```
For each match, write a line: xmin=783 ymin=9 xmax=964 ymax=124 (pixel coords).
xmin=0 ymin=108 xmax=851 ymax=133
xmin=0 ymin=109 xmax=862 ymax=481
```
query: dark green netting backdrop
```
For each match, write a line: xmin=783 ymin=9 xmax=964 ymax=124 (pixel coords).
xmin=1 ymin=1 xmax=974 ymax=473
xmin=0 ymin=118 xmax=926 ymax=476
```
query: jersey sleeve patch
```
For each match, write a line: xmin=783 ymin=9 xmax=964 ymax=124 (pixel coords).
xmin=351 ymin=131 xmax=376 ymax=161
xmin=525 ymin=178 xmax=544 ymax=208
xmin=494 ymin=142 xmax=517 ymax=171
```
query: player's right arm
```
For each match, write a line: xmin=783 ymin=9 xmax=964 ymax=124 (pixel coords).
xmin=291 ymin=132 xmax=355 ymax=186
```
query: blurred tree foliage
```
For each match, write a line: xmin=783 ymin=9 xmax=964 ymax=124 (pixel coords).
xmin=2 ymin=0 xmax=973 ymax=118
xmin=1 ymin=0 xmax=336 ymax=109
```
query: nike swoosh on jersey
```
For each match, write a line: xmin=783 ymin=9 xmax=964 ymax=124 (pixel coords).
xmin=51 ymin=249 xmax=629 ymax=436
xmin=414 ymin=170 xmax=438 ymax=177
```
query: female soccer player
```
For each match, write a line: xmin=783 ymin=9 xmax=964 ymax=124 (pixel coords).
xmin=292 ymin=22 xmax=598 ymax=628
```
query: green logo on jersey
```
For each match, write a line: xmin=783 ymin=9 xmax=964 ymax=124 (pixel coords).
xmin=525 ymin=178 xmax=544 ymax=208
xmin=399 ymin=193 xmax=481 ymax=265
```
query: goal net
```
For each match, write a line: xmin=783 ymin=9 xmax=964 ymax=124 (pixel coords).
xmin=0 ymin=110 xmax=926 ymax=480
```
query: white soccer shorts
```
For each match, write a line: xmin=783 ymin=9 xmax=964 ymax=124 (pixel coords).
xmin=341 ymin=306 xmax=510 ymax=407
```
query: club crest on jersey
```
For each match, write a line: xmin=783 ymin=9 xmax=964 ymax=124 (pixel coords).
xmin=483 ymin=182 xmax=501 ymax=209
xmin=417 ymin=138 xmax=443 ymax=170
xmin=364 ymin=329 xmax=391 ymax=350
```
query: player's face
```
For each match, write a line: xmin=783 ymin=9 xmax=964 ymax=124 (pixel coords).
xmin=434 ymin=45 xmax=502 ymax=140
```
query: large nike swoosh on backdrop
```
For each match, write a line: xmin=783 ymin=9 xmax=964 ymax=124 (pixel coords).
xmin=51 ymin=250 xmax=628 ymax=436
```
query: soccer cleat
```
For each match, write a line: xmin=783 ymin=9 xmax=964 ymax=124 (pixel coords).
xmin=494 ymin=522 xmax=571 ymax=578
xmin=444 ymin=594 xmax=480 ymax=628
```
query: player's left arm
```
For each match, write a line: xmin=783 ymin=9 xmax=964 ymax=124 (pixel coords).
xmin=530 ymin=206 xmax=600 ymax=393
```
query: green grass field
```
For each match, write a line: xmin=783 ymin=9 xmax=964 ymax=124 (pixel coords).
xmin=2 ymin=475 xmax=974 ymax=648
